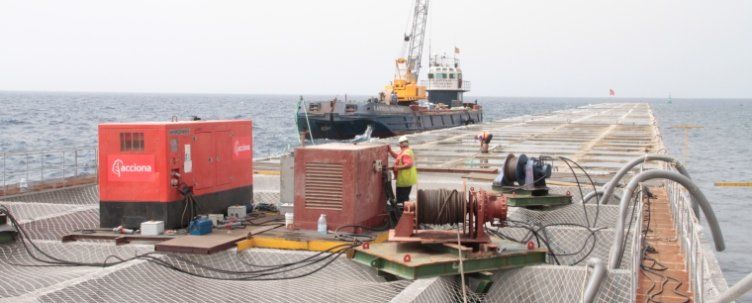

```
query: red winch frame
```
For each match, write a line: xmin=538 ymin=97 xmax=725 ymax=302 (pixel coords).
xmin=389 ymin=188 xmax=508 ymax=251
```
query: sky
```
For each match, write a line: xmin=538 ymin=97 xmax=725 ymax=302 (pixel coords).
xmin=1 ymin=0 xmax=751 ymax=98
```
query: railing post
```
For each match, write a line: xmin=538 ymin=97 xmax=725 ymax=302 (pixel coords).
xmin=2 ymin=152 xmax=5 ymax=194
xmin=74 ymin=149 xmax=79 ymax=177
xmin=40 ymin=152 xmax=44 ymax=182
xmin=95 ymin=147 xmax=99 ymax=183
xmin=25 ymin=153 xmax=29 ymax=183
xmin=62 ymin=151 xmax=67 ymax=187
xmin=1 ymin=146 xmax=101 ymax=191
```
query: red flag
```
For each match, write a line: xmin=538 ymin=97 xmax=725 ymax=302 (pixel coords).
xmin=609 ymin=89 xmax=615 ymax=96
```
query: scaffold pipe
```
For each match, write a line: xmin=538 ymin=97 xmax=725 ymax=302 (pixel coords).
xmin=608 ymin=169 xmax=724 ymax=270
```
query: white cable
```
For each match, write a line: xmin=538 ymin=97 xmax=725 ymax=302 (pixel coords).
xmin=457 ymin=224 xmax=467 ymax=303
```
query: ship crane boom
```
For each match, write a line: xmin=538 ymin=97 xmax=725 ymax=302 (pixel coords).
xmin=403 ymin=0 xmax=429 ymax=83
xmin=383 ymin=0 xmax=430 ymax=103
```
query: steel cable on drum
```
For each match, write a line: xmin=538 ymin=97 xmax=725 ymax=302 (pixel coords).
xmin=416 ymin=189 xmax=466 ymax=225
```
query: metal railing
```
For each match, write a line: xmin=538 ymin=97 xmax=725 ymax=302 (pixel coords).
xmin=666 ymin=175 xmax=729 ymax=301
xmin=666 ymin=180 xmax=706 ymax=300
xmin=630 ymin=190 xmax=645 ymax=302
xmin=1 ymin=146 xmax=98 ymax=193
xmin=609 ymin=153 xmax=727 ymax=301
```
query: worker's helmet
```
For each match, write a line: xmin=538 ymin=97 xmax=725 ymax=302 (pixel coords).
xmin=398 ymin=136 xmax=409 ymax=143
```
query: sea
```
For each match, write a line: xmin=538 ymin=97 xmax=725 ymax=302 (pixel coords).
xmin=1 ymin=91 xmax=750 ymax=300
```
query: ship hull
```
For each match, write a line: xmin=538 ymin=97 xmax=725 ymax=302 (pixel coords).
xmin=297 ymin=104 xmax=483 ymax=140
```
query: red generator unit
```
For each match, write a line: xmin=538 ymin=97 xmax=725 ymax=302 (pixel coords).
xmin=294 ymin=143 xmax=387 ymax=231
xmin=98 ymin=120 xmax=253 ymax=229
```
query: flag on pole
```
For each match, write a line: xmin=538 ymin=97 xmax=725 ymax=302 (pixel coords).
xmin=609 ymin=89 xmax=615 ymax=96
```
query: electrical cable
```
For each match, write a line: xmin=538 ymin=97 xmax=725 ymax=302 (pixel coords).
xmin=0 ymin=205 xmax=356 ymax=281
xmin=558 ymin=157 xmax=599 ymax=198
xmin=140 ymin=245 xmax=353 ymax=281
xmin=333 ymin=224 xmax=383 ymax=243
xmin=253 ymin=203 xmax=278 ymax=213
xmin=637 ymin=191 xmax=690 ymax=303
xmin=498 ymin=156 xmax=601 ymax=266
xmin=178 ymin=186 xmax=198 ymax=227
xmin=499 ymin=218 xmax=604 ymax=266
xmin=489 ymin=156 xmax=600 ymax=265
xmin=558 ymin=158 xmax=590 ymax=228
xmin=233 ymin=243 xmax=353 ymax=270
xmin=494 ymin=219 xmax=563 ymax=265
xmin=559 ymin=157 xmax=601 ymax=227
xmin=154 ymin=243 xmax=354 ymax=276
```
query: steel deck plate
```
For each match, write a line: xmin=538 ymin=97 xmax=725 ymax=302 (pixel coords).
xmin=350 ymin=241 xmax=546 ymax=280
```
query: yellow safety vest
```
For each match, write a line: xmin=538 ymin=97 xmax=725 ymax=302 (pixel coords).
xmin=396 ymin=148 xmax=418 ymax=187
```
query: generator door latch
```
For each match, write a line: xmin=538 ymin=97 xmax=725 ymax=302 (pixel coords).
xmin=373 ymin=160 xmax=383 ymax=173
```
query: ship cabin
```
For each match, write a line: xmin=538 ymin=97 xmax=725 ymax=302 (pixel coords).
xmin=423 ymin=54 xmax=471 ymax=105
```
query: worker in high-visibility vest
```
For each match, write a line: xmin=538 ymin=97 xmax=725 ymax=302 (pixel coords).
xmin=388 ymin=136 xmax=418 ymax=205
xmin=476 ymin=131 xmax=493 ymax=153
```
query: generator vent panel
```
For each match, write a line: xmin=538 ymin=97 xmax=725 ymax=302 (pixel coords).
xmin=293 ymin=142 xmax=389 ymax=230
xmin=304 ymin=162 xmax=343 ymax=210
xmin=294 ymin=143 xmax=387 ymax=230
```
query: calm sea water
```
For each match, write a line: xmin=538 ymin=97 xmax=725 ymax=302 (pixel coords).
xmin=1 ymin=91 xmax=751 ymax=298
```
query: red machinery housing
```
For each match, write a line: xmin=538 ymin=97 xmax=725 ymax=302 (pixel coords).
xmin=294 ymin=143 xmax=387 ymax=230
xmin=98 ymin=120 xmax=253 ymax=229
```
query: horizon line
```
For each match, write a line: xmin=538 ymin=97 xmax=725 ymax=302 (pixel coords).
xmin=1 ymin=89 xmax=751 ymax=100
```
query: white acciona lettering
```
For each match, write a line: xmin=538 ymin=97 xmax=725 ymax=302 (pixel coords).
xmin=235 ymin=145 xmax=251 ymax=153
xmin=233 ymin=140 xmax=251 ymax=156
xmin=112 ymin=159 xmax=153 ymax=177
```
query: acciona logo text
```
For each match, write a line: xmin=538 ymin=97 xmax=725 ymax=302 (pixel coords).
xmin=234 ymin=140 xmax=250 ymax=154
xmin=112 ymin=159 xmax=153 ymax=177
xmin=233 ymin=140 xmax=251 ymax=157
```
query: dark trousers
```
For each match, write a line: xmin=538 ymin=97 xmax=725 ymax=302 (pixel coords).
xmin=396 ymin=186 xmax=412 ymax=205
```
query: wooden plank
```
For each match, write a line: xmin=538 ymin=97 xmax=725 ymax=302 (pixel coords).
xmin=418 ymin=167 xmax=498 ymax=174
xmin=461 ymin=173 xmax=497 ymax=181
xmin=61 ymin=231 xmax=175 ymax=244
xmin=462 ymin=173 xmax=613 ymax=187
xmin=155 ymin=217 xmax=283 ymax=254
xmin=254 ymin=169 xmax=281 ymax=175
xmin=546 ymin=180 xmax=581 ymax=187
xmin=461 ymin=173 xmax=581 ymax=187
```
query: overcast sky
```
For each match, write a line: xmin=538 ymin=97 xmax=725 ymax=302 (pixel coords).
xmin=1 ymin=0 xmax=750 ymax=98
